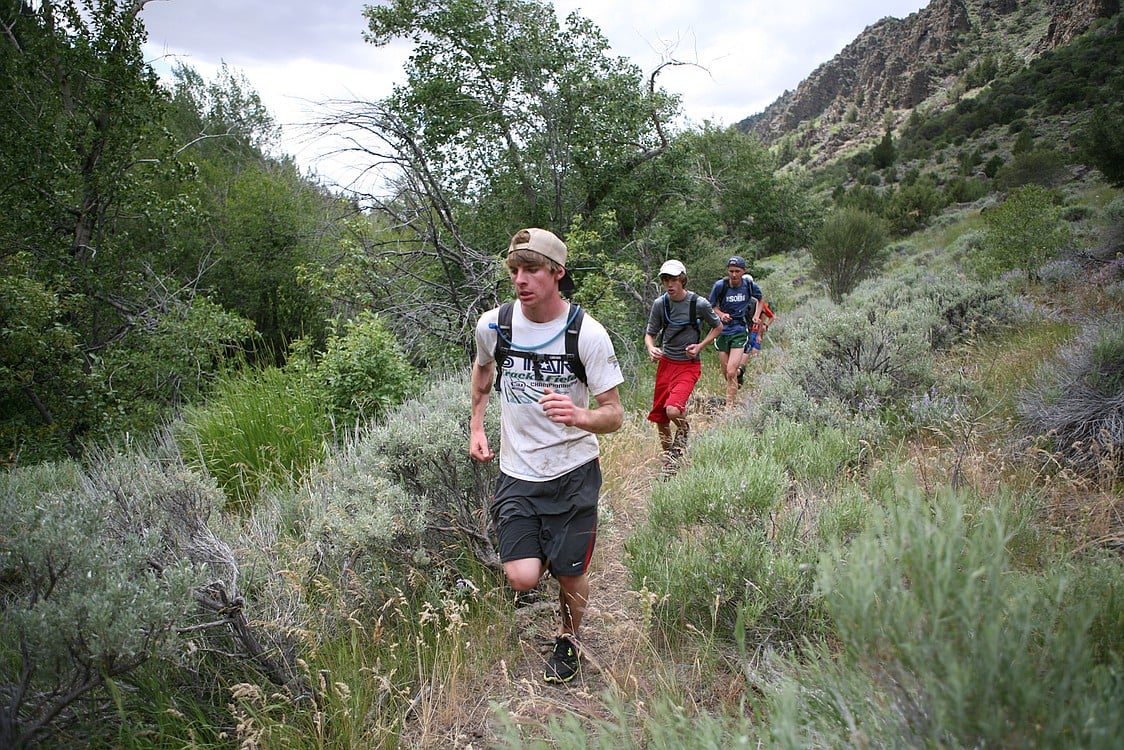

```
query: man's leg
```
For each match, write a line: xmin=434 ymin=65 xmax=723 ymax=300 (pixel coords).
xmin=556 ymin=573 xmax=589 ymax=636
xmin=544 ymin=572 xmax=589 ymax=684
xmin=730 ymin=347 xmax=750 ymax=407
xmin=720 ymin=349 xmax=740 ymax=408
xmin=666 ymin=404 xmax=688 ymax=451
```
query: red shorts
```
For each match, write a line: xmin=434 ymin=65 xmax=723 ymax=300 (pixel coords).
xmin=647 ymin=357 xmax=701 ymax=423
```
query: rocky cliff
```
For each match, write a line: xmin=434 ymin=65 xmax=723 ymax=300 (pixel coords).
xmin=737 ymin=0 xmax=1119 ymax=167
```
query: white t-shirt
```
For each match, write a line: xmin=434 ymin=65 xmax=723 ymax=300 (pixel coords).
xmin=475 ymin=303 xmax=623 ymax=482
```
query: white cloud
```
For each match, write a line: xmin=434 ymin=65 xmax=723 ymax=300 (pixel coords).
xmin=141 ymin=0 xmax=930 ymax=187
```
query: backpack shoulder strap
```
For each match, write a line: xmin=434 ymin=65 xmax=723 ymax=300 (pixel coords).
xmin=493 ymin=302 xmax=587 ymax=391
xmin=493 ymin=301 xmax=515 ymax=391
xmin=716 ymin=278 xmax=733 ymax=318
xmin=565 ymin=304 xmax=587 ymax=386
xmin=688 ymin=292 xmax=700 ymax=337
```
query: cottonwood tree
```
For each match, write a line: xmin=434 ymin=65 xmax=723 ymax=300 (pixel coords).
xmin=647 ymin=125 xmax=821 ymax=262
xmin=313 ymin=0 xmax=680 ymax=364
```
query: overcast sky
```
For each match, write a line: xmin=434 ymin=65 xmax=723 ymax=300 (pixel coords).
xmin=141 ymin=0 xmax=930 ymax=188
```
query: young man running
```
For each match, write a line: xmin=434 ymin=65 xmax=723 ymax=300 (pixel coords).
xmin=469 ymin=228 xmax=624 ymax=684
xmin=644 ymin=259 xmax=721 ymax=473
xmin=708 ymin=256 xmax=762 ymax=409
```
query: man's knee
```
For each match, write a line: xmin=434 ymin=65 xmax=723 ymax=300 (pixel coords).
xmin=504 ymin=560 xmax=543 ymax=591
xmin=665 ymin=404 xmax=683 ymax=420
xmin=554 ymin=573 xmax=588 ymax=597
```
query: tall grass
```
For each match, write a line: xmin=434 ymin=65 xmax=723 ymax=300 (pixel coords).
xmin=499 ymin=480 xmax=1124 ymax=750
xmin=177 ymin=366 xmax=331 ymax=508
xmin=625 ymin=421 xmax=859 ymax=648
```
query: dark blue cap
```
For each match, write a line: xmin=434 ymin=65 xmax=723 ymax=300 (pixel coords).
xmin=727 ymin=256 xmax=747 ymax=269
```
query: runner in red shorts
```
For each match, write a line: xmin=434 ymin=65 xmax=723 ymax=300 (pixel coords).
xmin=644 ymin=259 xmax=722 ymax=473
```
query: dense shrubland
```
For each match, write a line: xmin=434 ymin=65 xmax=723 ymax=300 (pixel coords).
xmin=3 ymin=1 xmax=1124 ymax=747
xmin=8 ymin=176 xmax=1122 ymax=748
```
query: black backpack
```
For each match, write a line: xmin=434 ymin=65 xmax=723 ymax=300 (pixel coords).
xmin=657 ymin=292 xmax=700 ymax=344
xmin=492 ymin=301 xmax=587 ymax=391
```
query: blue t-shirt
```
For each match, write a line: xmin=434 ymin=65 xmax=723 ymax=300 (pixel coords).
xmin=708 ymin=277 xmax=762 ymax=334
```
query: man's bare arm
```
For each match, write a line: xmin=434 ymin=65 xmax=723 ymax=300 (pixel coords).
xmin=469 ymin=361 xmax=495 ymax=462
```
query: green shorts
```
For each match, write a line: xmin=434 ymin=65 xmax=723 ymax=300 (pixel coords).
xmin=714 ymin=332 xmax=749 ymax=353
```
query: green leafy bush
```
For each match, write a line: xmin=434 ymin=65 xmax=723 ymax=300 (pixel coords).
xmin=314 ymin=312 xmax=419 ymax=427
xmin=810 ymin=208 xmax=889 ymax=303
xmin=998 ymin=146 xmax=1070 ymax=189
xmin=0 ymin=257 xmax=93 ymax=464
xmin=884 ymin=178 xmax=949 ymax=235
xmin=92 ymin=296 xmax=256 ymax=438
xmin=973 ymin=184 xmax=1071 ymax=281
xmin=1078 ymin=102 xmax=1124 ymax=187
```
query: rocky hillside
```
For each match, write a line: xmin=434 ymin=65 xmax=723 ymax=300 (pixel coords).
xmin=738 ymin=0 xmax=1119 ymax=167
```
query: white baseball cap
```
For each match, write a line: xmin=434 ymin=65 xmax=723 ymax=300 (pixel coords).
xmin=659 ymin=259 xmax=687 ymax=277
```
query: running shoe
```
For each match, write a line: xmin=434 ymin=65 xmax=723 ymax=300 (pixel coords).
xmin=544 ymin=634 xmax=580 ymax=684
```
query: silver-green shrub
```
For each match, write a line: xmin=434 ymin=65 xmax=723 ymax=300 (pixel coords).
xmin=1 ymin=457 xmax=205 ymax=748
xmin=857 ymin=270 xmax=1022 ymax=351
xmin=356 ymin=376 xmax=499 ymax=567
xmin=783 ymin=304 xmax=935 ymax=411
xmin=233 ymin=375 xmax=500 ymax=646
xmin=811 ymin=483 xmax=1124 ymax=748
xmin=1017 ymin=315 xmax=1124 ymax=478
xmin=751 ymin=274 xmax=1018 ymax=442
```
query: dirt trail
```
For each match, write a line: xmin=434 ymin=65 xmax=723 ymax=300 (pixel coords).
xmin=404 ymin=395 xmax=731 ymax=748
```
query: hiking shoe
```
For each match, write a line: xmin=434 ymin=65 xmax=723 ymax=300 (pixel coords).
xmin=737 ymin=365 xmax=745 ymax=387
xmin=671 ymin=428 xmax=688 ymax=454
xmin=544 ymin=635 xmax=580 ymax=684
xmin=659 ymin=453 xmax=678 ymax=480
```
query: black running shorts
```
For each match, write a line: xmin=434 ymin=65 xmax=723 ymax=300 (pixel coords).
xmin=490 ymin=458 xmax=601 ymax=578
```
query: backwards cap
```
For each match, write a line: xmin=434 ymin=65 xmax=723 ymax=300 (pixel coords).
xmin=508 ymin=228 xmax=574 ymax=292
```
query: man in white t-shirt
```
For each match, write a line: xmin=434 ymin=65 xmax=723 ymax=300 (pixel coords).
xmin=469 ymin=227 xmax=624 ymax=685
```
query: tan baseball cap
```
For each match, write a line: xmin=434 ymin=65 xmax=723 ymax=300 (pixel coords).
xmin=508 ymin=228 xmax=574 ymax=292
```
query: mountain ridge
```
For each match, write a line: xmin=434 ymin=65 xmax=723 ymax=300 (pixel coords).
xmin=737 ymin=0 xmax=1120 ymax=167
